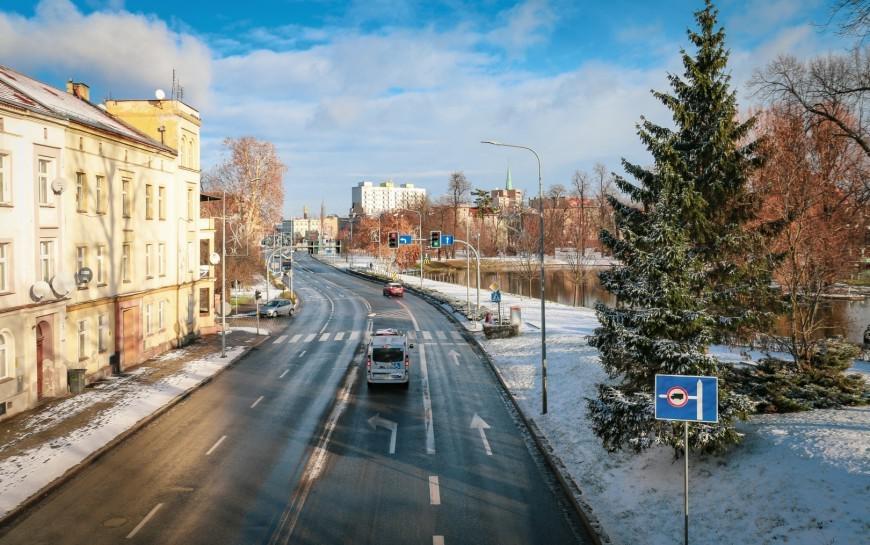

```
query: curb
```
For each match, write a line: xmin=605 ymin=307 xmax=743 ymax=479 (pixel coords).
xmin=0 ymin=333 xmax=269 ymax=530
xmin=330 ymin=263 xmax=615 ymax=545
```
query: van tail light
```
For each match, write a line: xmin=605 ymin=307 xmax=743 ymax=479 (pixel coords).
xmin=405 ymin=356 xmax=410 ymax=369
xmin=367 ymin=357 xmax=372 ymax=370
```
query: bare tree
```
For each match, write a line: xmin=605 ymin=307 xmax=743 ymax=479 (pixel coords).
xmin=448 ymin=172 xmax=471 ymax=258
xmin=593 ymin=162 xmax=617 ymax=250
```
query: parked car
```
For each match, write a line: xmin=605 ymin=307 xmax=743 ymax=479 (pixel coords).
xmin=366 ymin=329 xmax=414 ymax=388
xmin=259 ymin=298 xmax=295 ymax=318
xmin=383 ymin=282 xmax=404 ymax=297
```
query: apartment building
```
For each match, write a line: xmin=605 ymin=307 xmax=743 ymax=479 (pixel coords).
xmin=0 ymin=66 xmax=214 ymax=419
xmin=351 ymin=180 xmax=426 ymax=216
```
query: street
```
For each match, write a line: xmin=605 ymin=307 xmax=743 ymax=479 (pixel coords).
xmin=0 ymin=253 xmax=590 ymax=545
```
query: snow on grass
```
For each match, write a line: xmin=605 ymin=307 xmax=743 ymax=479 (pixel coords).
xmin=0 ymin=346 xmax=245 ymax=517
xmin=392 ymin=272 xmax=870 ymax=545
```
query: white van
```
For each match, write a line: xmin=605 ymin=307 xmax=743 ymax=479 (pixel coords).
xmin=366 ymin=329 xmax=414 ymax=388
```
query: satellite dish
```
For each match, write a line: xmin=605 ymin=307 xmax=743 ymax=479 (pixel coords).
xmin=31 ymin=281 xmax=52 ymax=301
xmin=155 ymin=89 xmax=166 ymax=100
xmin=50 ymin=274 xmax=73 ymax=297
xmin=51 ymin=177 xmax=67 ymax=194
xmin=209 ymin=252 xmax=221 ymax=265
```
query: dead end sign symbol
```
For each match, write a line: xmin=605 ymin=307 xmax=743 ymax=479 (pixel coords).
xmin=665 ymin=386 xmax=689 ymax=408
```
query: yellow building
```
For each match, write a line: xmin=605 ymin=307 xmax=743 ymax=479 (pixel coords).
xmin=0 ymin=66 xmax=215 ymax=420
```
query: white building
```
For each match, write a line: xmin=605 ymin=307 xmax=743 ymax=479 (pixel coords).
xmin=351 ymin=180 xmax=426 ymax=216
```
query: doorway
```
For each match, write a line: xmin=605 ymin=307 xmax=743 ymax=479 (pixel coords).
xmin=35 ymin=321 xmax=51 ymax=400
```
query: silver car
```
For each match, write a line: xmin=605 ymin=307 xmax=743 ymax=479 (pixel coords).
xmin=259 ymin=298 xmax=295 ymax=318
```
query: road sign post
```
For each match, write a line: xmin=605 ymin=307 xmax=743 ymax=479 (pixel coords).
xmin=654 ymin=374 xmax=718 ymax=545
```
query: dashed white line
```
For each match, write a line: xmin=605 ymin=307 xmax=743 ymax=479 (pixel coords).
xmin=126 ymin=503 xmax=163 ymax=539
xmin=206 ymin=435 xmax=227 ymax=456
xmin=274 ymin=335 xmax=288 ymax=344
xmin=298 ymin=350 xmax=306 ymax=358
xmin=319 ymin=332 xmax=330 ymax=342
xmin=429 ymin=476 xmax=441 ymax=505
xmin=420 ymin=344 xmax=436 ymax=455
xmin=279 ymin=369 xmax=289 ymax=379
xmin=250 ymin=396 xmax=264 ymax=409
xmin=397 ymin=300 xmax=421 ymax=331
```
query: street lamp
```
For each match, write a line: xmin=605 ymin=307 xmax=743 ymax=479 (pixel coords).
xmin=395 ymin=208 xmax=424 ymax=288
xmin=481 ymin=140 xmax=548 ymax=415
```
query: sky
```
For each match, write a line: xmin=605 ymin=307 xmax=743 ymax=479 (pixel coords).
xmin=0 ymin=0 xmax=852 ymax=218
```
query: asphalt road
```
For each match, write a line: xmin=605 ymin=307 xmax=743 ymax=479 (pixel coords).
xmin=0 ymin=253 xmax=592 ymax=545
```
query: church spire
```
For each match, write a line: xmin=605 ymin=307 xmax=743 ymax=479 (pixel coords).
xmin=505 ymin=166 xmax=513 ymax=190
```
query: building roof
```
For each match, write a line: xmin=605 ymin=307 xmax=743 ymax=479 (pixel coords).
xmin=506 ymin=167 xmax=513 ymax=190
xmin=0 ymin=65 xmax=173 ymax=153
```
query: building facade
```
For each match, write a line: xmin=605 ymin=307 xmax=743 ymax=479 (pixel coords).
xmin=0 ymin=66 xmax=214 ymax=420
xmin=351 ymin=180 xmax=426 ymax=216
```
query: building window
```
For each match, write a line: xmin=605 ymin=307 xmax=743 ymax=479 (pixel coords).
xmin=158 ymin=300 xmax=166 ymax=330
xmin=121 ymin=243 xmax=131 ymax=282
xmin=158 ymin=186 xmax=166 ymax=220
xmin=187 ymin=187 xmax=195 ymax=220
xmin=199 ymin=287 xmax=210 ymax=315
xmin=98 ymin=314 xmax=108 ymax=353
xmin=144 ymin=303 xmax=153 ymax=335
xmin=37 ymin=158 xmax=52 ymax=205
xmin=78 ymin=320 xmax=88 ymax=360
xmin=145 ymin=184 xmax=153 ymax=220
xmin=95 ymin=175 xmax=106 ymax=214
xmin=0 ymin=242 xmax=8 ymax=293
xmin=76 ymin=172 xmax=87 ymax=212
xmin=145 ymin=243 xmax=153 ymax=278
xmin=122 ymin=178 xmax=131 ymax=218
xmin=0 ymin=332 xmax=9 ymax=379
xmin=158 ymin=243 xmax=166 ymax=276
xmin=96 ymin=245 xmax=106 ymax=285
xmin=0 ymin=153 xmax=10 ymax=205
xmin=39 ymin=240 xmax=54 ymax=282
xmin=180 ymin=136 xmax=187 ymax=167
xmin=76 ymin=246 xmax=87 ymax=286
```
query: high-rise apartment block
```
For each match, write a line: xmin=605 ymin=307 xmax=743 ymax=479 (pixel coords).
xmin=351 ymin=180 xmax=426 ymax=216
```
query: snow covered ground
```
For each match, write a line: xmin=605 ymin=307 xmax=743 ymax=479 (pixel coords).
xmin=0 ymin=346 xmax=245 ymax=517
xmin=381 ymin=268 xmax=870 ymax=545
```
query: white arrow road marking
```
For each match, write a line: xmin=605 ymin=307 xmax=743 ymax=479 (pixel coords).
xmin=126 ymin=503 xmax=163 ymax=539
xmin=448 ymin=349 xmax=460 ymax=366
xmin=429 ymin=476 xmax=441 ymax=505
xmin=420 ymin=344 xmax=436 ymax=454
xmin=471 ymin=414 xmax=492 ymax=456
xmin=368 ymin=414 xmax=398 ymax=454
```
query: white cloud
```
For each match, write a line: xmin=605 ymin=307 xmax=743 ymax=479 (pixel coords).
xmin=485 ymin=0 xmax=557 ymax=58
xmin=0 ymin=0 xmax=211 ymax=104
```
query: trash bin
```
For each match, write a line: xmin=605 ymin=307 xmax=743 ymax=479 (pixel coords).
xmin=68 ymin=368 xmax=86 ymax=394
xmin=510 ymin=305 xmax=522 ymax=332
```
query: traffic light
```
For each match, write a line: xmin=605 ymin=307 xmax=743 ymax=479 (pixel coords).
xmin=254 ymin=290 xmax=262 ymax=300
xmin=430 ymin=230 xmax=442 ymax=248
xmin=388 ymin=231 xmax=399 ymax=248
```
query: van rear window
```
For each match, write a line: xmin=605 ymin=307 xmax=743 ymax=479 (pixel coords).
xmin=373 ymin=348 xmax=404 ymax=362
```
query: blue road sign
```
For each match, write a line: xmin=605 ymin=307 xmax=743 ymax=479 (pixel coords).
xmin=654 ymin=375 xmax=718 ymax=423
xmin=398 ymin=234 xmax=413 ymax=245
xmin=490 ymin=290 xmax=501 ymax=303
xmin=441 ymin=234 xmax=454 ymax=246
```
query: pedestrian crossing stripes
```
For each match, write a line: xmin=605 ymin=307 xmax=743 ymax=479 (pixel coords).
xmin=270 ymin=330 xmax=464 ymax=345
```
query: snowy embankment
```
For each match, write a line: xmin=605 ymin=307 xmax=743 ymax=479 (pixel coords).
xmin=393 ymin=271 xmax=870 ymax=545
xmin=0 ymin=346 xmax=245 ymax=517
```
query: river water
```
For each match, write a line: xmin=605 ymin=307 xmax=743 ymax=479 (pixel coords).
xmin=427 ymin=267 xmax=870 ymax=345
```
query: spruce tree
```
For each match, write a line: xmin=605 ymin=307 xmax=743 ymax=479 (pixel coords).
xmin=588 ymin=0 xmax=765 ymax=454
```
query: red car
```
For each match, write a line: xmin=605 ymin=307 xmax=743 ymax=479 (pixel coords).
xmin=383 ymin=282 xmax=404 ymax=297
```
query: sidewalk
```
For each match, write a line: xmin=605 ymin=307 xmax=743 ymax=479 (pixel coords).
xmin=0 ymin=328 xmax=265 ymax=519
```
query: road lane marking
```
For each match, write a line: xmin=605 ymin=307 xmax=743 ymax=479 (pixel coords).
xmin=289 ymin=334 xmax=302 ymax=343
xmin=471 ymin=414 xmax=492 ymax=455
xmin=250 ymin=396 xmax=264 ymax=409
xmin=349 ymin=331 xmax=360 ymax=341
xmin=274 ymin=335 xmax=288 ymax=344
xmin=451 ymin=331 xmax=463 ymax=340
xmin=368 ymin=414 xmax=398 ymax=454
xmin=206 ymin=435 xmax=227 ymax=456
xmin=436 ymin=331 xmax=447 ymax=340
xmin=126 ymin=503 xmax=163 ymax=539
xmin=304 ymin=333 xmax=316 ymax=342
xmin=397 ymin=300 xmax=421 ymax=331
xmin=407 ymin=330 xmax=417 ymax=340
xmin=298 ymin=350 xmax=306 ymax=358
xmin=429 ymin=476 xmax=441 ymax=505
xmin=319 ymin=332 xmax=330 ymax=342
xmin=433 ymin=537 xmax=445 ymax=545
xmin=279 ymin=369 xmax=289 ymax=378
xmin=334 ymin=331 xmax=344 ymax=341
xmin=448 ymin=350 xmax=460 ymax=366
xmin=422 ymin=331 xmax=432 ymax=340
xmin=420 ymin=344 xmax=436 ymax=454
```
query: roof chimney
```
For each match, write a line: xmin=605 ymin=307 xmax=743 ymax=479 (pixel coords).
xmin=66 ymin=80 xmax=90 ymax=102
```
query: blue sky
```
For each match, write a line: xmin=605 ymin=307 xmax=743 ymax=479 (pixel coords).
xmin=0 ymin=0 xmax=849 ymax=217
